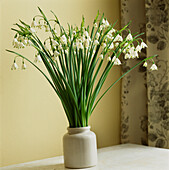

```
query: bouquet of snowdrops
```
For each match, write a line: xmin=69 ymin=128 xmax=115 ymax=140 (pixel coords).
xmin=7 ymin=7 xmax=157 ymax=127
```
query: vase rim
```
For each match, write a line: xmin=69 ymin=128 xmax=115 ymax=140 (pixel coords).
xmin=67 ymin=126 xmax=91 ymax=130
xmin=67 ymin=126 xmax=91 ymax=134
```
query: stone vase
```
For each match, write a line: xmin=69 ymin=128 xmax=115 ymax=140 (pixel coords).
xmin=63 ymin=126 xmax=97 ymax=169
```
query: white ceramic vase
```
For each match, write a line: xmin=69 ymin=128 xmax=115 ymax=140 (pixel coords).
xmin=63 ymin=126 xmax=97 ymax=169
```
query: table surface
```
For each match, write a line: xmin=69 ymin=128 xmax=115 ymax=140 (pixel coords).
xmin=1 ymin=144 xmax=169 ymax=170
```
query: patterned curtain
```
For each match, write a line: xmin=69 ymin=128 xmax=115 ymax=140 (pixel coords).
xmin=121 ymin=0 xmax=169 ymax=148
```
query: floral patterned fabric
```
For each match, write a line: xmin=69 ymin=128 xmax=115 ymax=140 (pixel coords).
xmin=121 ymin=0 xmax=169 ymax=148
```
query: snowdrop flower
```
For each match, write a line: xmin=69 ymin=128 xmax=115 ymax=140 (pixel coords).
xmin=96 ymin=32 xmax=100 ymax=39
xmin=77 ymin=42 xmax=83 ymax=49
xmin=102 ymin=18 xmax=106 ymax=25
xmin=94 ymin=40 xmax=99 ymax=45
xmin=34 ymin=55 xmax=42 ymax=63
xmin=109 ymin=28 xmax=116 ymax=34
xmin=22 ymin=63 xmax=27 ymax=70
xmin=27 ymin=40 xmax=32 ymax=46
xmin=11 ymin=62 xmax=19 ymax=70
xmin=30 ymin=27 xmax=36 ymax=33
xmin=52 ymin=40 xmax=59 ymax=46
xmin=114 ymin=34 xmax=123 ymax=42
xmin=99 ymin=25 xmax=104 ymax=31
xmin=124 ymin=53 xmax=131 ymax=59
xmin=65 ymin=49 xmax=68 ymax=55
xmin=143 ymin=61 xmax=148 ymax=67
xmin=13 ymin=39 xmax=20 ymax=48
xmin=84 ymin=31 xmax=89 ymax=37
xmin=115 ymin=42 xmax=119 ymax=47
xmin=31 ymin=20 xmax=37 ymax=28
xmin=23 ymin=39 xmax=28 ymax=45
xmin=130 ymin=50 xmax=139 ymax=59
xmin=109 ymin=43 xmax=114 ymax=49
xmin=19 ymin=42 xmax=25 ymax=48
xmin=112 ymin=56 xmax=121 ymax=65
xmin=140 ymin=42 xmax=147 ymax=48
xmin=94 ymin=23 xmax=98 ymax=28
xmin=136 ymin=45 xmax=142 ymax=52
xmin=58 ymin=44 xmax=62 ymax=50
xmin=114 ymin=58 xmax=121 ymax=65
xmin=99 ymin=54 xmax=104 ymax=60
xmin=101 ymin=43 xmax=106 ymax=49
xmin=13 ymin=38 xmax=18 ymax=44
xmin=107 ymin=56 xmax=111 ymax=61
xmin=54 ymin=50 xmax=60 ymax=57
xmin=104 ymin=20 xmax=110 ymax=28
xmin=126 ymin=33 xmax=133 ymax=41
xmin=60 ymin=35 xmax=67 ymax=44
xmin=150 ymin=63 xmax=158 ymax=71
xmin=84 ymin=39 xmax=90 ymax=49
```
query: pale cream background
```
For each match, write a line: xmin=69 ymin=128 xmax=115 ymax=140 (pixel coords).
xmin=0 ymin=0 xmax=121 ymax=167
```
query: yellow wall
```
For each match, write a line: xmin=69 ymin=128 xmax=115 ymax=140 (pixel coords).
xmin=0 ymin=0 xmax=121 ymax=167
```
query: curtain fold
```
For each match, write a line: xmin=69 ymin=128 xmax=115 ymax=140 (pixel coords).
xmin=121 ymin=0 xmax=169 ymax=148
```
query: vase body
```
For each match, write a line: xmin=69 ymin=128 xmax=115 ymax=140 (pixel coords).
xmin=63 ymin=126 xmax=97 ymax=169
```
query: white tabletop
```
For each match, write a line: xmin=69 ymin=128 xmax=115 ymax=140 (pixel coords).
xmin=1 ymin=144 xmax=169 ymax=170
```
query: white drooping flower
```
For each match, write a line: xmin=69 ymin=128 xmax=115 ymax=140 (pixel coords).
xmin=96 ymin=32 xmax=100 ymax=39
xmin=60 ymin=35 xmax=67 ymax=44
xmin=31 ymin=20 xmax=37 ymax=28
xmin=19 ymin=42 xmax=25 ymax=48
xmin=104 ymin=20 xmax=110 ymax=28
xmin=150 ymin=63 xmax=158 ymax=71
xmin=34 ymin=55 xmax=42 ymax=63
xmin=23 ymin=39 xmax=28 ymax=45
xmin=112 ymin=56 xmax=121 ymax=65
xmin=99 ymin=54 xmax=104 ymax=60
xmin=77 ymin=42 xmax=83 ymax=49
xmin=143 ymin=61 xmax=148 ymax=67
xmin=84 ymin=39 xmax=90 ymax=48
xmin=124 ymin=53 xmax=131 ymax=59
xmin=126 ymin=33 xmax=133 ymax=41
xmin=58 ymin=44 xmax=62 ymax=50
xmin=11 ymin=62 xmax=19 ymax=70
xmin=22 ymin=63 xmax=27 ymax=70
xmin=106 ymin=34 xmax=112 ymax=41
xmin=94 ymin=23 xmax=98 ymax=28
xmin=54 ymin=50 xmax=60 ymax=57
xmin=109 ymin=43 xmax=114 ymax=49
xmin=140 ymin=42 xmax=147 ymax=48
xmin=114 ymin=34 xmax=123 ymax=42
xmin=13 ymin=38 xmax=20 ymax=48
xmin=107 ymin=56 xmax=111 ymax=61
xmin=52 ymin=40 xmax=59 ymax=46
xmin=30 ymin=27 xmax=36 ymax=33
xmin=102 ymin=18 xmax=106 ymax=25
xmin=109 ymin=28 xmax=116 ymax=33
xmin=101 ymin=43 xmax=106 ymax=49
xmin=84 ymin=31 xmax=89 ymax=38
xmin=99 ymin=25 xmax=104 ymax=31
xmin=27 ymin=40 xmax=32 ymax=46
xmin=130 ymin=50 xmax=139 ymax=59
xmin=65 ymin=49 xmax=68 ymax=55
xmin=115 ymin=42 xmax=119 ymax=47
xmin=94 ymin=40 xmax=99 ymax=45
xmin=136 ymin=45 xmax=142 ymax=52
xmin=114 ymin=58 xmax=121 ymax=65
